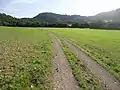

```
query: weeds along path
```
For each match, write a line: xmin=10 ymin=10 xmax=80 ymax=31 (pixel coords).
xmin=50 ymin=34 xmax=80 ymax=90
xmin=63 ymin=39 xmax=120 ymax=90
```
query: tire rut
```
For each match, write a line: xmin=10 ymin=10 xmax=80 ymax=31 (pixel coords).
xmin=63 ymin=39 xmax=120 ymax=90
xmin=51 ymin=34 xmax=80 ymax=90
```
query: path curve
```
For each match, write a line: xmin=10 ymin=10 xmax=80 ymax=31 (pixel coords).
xmin=51 ymin=34 xmax=80 ymax=90
xmin=63 ymin=39 xmax=120 ymax=90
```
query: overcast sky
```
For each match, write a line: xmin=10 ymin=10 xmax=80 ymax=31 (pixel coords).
xmin=0 ymin=0 xmax=120 ymax=18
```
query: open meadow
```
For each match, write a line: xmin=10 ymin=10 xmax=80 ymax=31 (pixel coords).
xmin=50 ymin=28 xmax=120 ymax=81
xmin=0 ymin=27 xmax=52 ymax=90
xmin=1 ymin=27 xmax=120 ymax=90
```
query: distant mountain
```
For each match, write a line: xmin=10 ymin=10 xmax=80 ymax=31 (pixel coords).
xmin=33 ymin=8 xmax=120 ymax=23
xmin=1 ymin=9 xmax=120 ymax=29
xmin=93 ymin=8 xmax=120 ymax=22
xmin=33 ymin=12 xmax=89 ymax=23
xmin=1 ymin=8 xmax=120 ymax=26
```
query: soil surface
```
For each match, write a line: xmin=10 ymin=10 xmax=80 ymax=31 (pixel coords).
xmin=51 ymin=35 xmax=80 ymax=90
xmin=63 ymin=39 xmax=120 ymax=90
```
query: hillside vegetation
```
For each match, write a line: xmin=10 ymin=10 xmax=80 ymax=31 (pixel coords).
xmin=1 ymin=8 xmax=120 ymax=29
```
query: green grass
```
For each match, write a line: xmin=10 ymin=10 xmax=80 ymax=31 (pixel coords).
xmin=1 ymin=27 xmax=120 ymax=89
xmin=0 ymin=27 xmax=53 ymax=90
xmin=49 ymin=28 xmax=120 ymax=81
xmin=61 ymin=40 xmax=102 ymax=90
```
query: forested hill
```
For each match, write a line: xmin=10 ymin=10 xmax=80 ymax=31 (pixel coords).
xmin=1 ymin=8 xmax=120 ymax=23
xmin=93 ymin=8 xmax=120 ymax=22
xmin=33 ymin=12 xmax=89 ymax=23
xmin=0 ymin=13 xmax=40 ymax=27
xmin=33 ymin=8 xmax=120 ymax=23
xmin=1 ymin=8 xmax=120 ymax=29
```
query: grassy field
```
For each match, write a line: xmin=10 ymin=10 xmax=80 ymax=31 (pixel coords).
xmin=0 ymin=27 xmax=52 ymax=90
xmin=49 ymin=28 xmax=120 ymax=81
xmin=1 ymin=27 xmax=120 ymax=89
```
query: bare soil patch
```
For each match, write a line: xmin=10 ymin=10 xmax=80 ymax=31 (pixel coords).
xmin=51 ymin=35 xmax=80 ymax=90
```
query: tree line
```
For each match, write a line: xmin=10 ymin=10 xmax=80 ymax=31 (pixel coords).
xmin=0 ymin=13 xmax=120 ymax=30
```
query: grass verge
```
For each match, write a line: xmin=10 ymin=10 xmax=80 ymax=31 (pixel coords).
xmin=61 ymin=39 xmax=103 ymax=90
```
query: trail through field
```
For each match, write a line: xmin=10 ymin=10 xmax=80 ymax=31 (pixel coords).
xmin=63 ymin=39 xmax=120 ymax=90
xmin=51 ymin=35 xmax=80 ymax=90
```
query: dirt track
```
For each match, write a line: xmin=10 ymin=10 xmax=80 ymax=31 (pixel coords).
xmin=51 ymin=35 xmax=80 ymax=90
xmin=63 ymin=39 xmax=120 ymax=90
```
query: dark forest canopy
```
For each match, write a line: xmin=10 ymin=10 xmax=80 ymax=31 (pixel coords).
xmin=1 ymin=8 xmax=120 ymax=29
